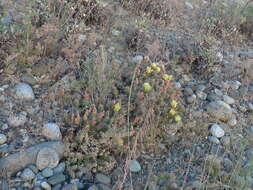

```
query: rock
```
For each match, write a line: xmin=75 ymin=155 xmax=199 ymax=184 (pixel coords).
xmin=62 ymin=184 xmax=78 ymax=190
xmin=173 ymin=82 xmax=182 ymax=89
xmin=223 ymin=95 xmax=235 ymax=105
xmin=0 ymin=179 xmax=9 ymax=190
xmin=248 ymin=102 xmax=253 ymax=111
xmin=245 ymin=149 xmax=253 ymax=160
xmin=220 ymin=136 xmax=230 ymax=146
xmin=0 ymin=134 xmax=7 ymax=144
xmin=111 ymin=167 xmax=123 ymax=183
xmin=42 ymin=168 xmax=54 ymax=178
xmin=96 ymin=184 xmax=112 ymax=190
xmin=206 ymin=101 xmax=233 ymax=121
xmin=196 ymin=91 xmax=207 ymax=100
xmin=214 ymin=88 xmax=223 ymax=96
xmin=132 ymin=55 xmax=143 ymax=63
xmin=1 ymin=16 xmax=12 ymax=25
xmin=52 ymin=184 xmax=62 ymax=190
xmin=229 ymin=81 xmax=241 ymax=90
xmin=78 ymin=34 xmax=86 ymax=43
xmin=14 ymin=83 xmax=35 ymax=100
xmin=184 ymin=87 xmax=194 ymax=96
xmin=207 ymin=93 xmax=221 ymax=101
xmin=42 ymin=123 xmax=62 ymax=140
xmin=36 ymin=147 xmax=60 ymax=170
xmin=129 ymin=159 xmax=141 ymax=172
xmin=210 ymin=124 xmax=225 ymax=138
xmin=70 ymin=179 xmax=84 ymax=189
xmin=95 ymin=173 xmax=111 ymax=185
xmin=88 ymin=185 xmax=99 ymax=190
xmin=41 ymin=181 xmax=51 ymax=190
xmin=53 ymin=162 xmax=65 ymax=174
xmin=48 ymin=173 xmax=66 ymax=186
xmin=185 ymin=2 xmax=194 ymax=9
xmin=186 ymin=94 xmax=196 ymax=104
xmin=227 ymin=118 xmax=237 ymax=126
xmin=7 ymin=112 xmax=27 ymax=127
xmin=196 ymin=84 xmax=206 ymax=91
xmin=21 ymin=168 xmax=35 ymax=181
xmin=28 ymin=164 xmax=39 ymax=174
xmin=238 ymin=105 xmax=247 ymax=112
xmin=208 ymin=136 xmax=220 ymax=144
xmin=1 ymin=124 xmax=9 ymax=130
xmin=21 ymin=75 xmax=37 ymax=86
xmin=223 ymin=158 xmax=233 ymax=172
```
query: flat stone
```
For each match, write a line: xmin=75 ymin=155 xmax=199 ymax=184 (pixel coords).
xmin=95 ymin=173 xmax=111 ymax=185
xmin=42 ymin=168 xmax=54 ymax=178
xmin=0 ymin=134 xmax=7 ymax=144
xmin=42 ymin=123 xmax=62 ymax=140
xmin=206 ymin=101 xmax=233 ymax=121
xmin=223 ymin=95 xmax=235 ymax=105
xmin=129 ymin=159 xmax=141 ymax=172
xmin=36 ymin=147 xmax=60 ymax=170
xmin=14 ymin=83 xmax=35 ymax=100
xmin=48 ymin=173 xmax=66 ymax=186
xmin=53 ymin=162 xmax=65 ymax=174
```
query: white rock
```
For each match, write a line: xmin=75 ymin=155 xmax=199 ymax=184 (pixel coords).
xmin=129 ymin=159 xmax=141 ymax=172
xmin=210 ymin=124 xmax=225 ymax=138
xmin=14 ymin=83 xmax=35 ymax=100
xmin=228 ymin=118 xmax=237 ymax=126
xmin=185 ymin=2 xmax=194 ymax=9
xmin=223 ymin=95 xmax=235 ymax=105
xmin=7 ymin=112 xmax=27 ymax=127
xmin=42 ymin=123 xmax=62 ymax=140
xmin=132 ymin=55 xmax=143 ymax=63
xmin=36 ymin=147 xmax=60 ymax=170
xmin=0 ymin=134 xmax=7 ymax=144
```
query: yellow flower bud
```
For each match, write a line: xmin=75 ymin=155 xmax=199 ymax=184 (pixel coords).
xmin=146 ymin=66 xmax=153 ymax=74
xmin=113 ymin=103 xmax=121 ymax=112
xmin=162 ymin=74 xmax=173 ymax=80
xmin=170 ymin=100 xmax=178 ymax=108
xmin=175 ymin=115 xmax=182 ymax=122
xmin=143 ymin=82 xmax=152 ymax=93
xmin=169 ymin=109 xmax=177 ymax=115
xmin=115 ymin=137 xmax=124 ymax=146
xmin=155 ymin=66 xmax=161 ymax=72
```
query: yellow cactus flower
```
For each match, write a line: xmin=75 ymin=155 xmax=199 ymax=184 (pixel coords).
xmin=151 ymin=63 xmax=158 ymax=69
xmin=113 ymin=103 xmax=121 ymax=112
xmin=170 ymin=100 xmax=178 ymax=108
xmin=162 ymin=74 xmax=173 ymax=80
xmin=146 ymin=66 xmax=153 ymax=74
xmin=155 ymin=66 xmax=161 ymax=72
xmin=169 ymin=109 xmax=177 ymax=115
xmin=175 ymin=115 xmax=182 ymax=123
xmin=143 ymin=82 xmax=152 ymax=92
xmin=115 ymin=137 xmax=124 ymax=146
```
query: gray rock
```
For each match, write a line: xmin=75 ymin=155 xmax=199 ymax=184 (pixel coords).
xmin=42 ymin=123 xmax=62 ymax=140
xmin=228 ymin=80 xmax=241 ymax=90
xmin=111 ymin=167 xmax=123 ymax=183
xmin=1 ymin=124 xmax=9 ymax=130
xmin=42 ymin=168 xmax=54 ymax=178
xmin=132 ymin=55 xmax=143 ymax=63
xmin=48 ymin=173 xmax=66 ymax=186
xmin=53 ymin=162 xmax=65 ymax=174
xmin=220 ymin=136 xmax=230 ymax=146
xmin=88 ymin=185 xmax=99 ymax=190
xmin=196 ymin=84 xmax=206 ymax=91
xmin=7 ymin=112 xmax=27 ymax=127
xmin=62 ymin=184 xmax=78 ymax=190
xmin=52 ymin=184 xmax=62 ymax=190
xmin=95 ymin=173 xmax=111 ymax=185
xmin=41 ymin=181 xmax=51 ymax=190
xmin=1 ymin=16 xmax=12 ymax=25
xmin=0 ymin=134 xmax=7 ymax=144
xmin=208 ymin=136 xmax=220 ymax=144
xmin=14 ymin=83 xmax=35 ymax=100
xmin=206 ymin=101 xmax=233 ymax=121
xmin=28 ymin=164 xmax=39 ymax=174
xmin=20 ymin=75 xmax=37 ymax=86
xmin=238 ymin=105 xmax=247 ymax=112
xmin=207 ymin=93 xmax=221 ymax=101
xmin=196 ymin=91 xmax=207 ymax=100
xmin=245 ymin=149 xmax=253 ymax=160
xmin=21 ymin=168 xmax=35 ymax=181
xmin=96 ymin=184 xmax=112 ymax=190
xmin=227 ymin=118 xmax=237 ymax=126
xmin=248 ymin=102 xmax=253 ymax=111
xmin=129 ymin=160 xmax=141 ymax=172
xmin=36 ymin=147 xmax=60 ymax=170
xmin=184 ymin=87 xmax=194 ymax=96
xmin=223 ymin=158 xmax=233 ymax=172
xmin=214 ymin=88 xmax=223 ymax=96
xmin=186 ymin=94 xmax=196 ymax=104
xmin=210 ymin=124 xmax=225 ymax=138
xmin=173 ymin=82 xmax=181 ymax=89
xmin=223 ymin=95 xmax=235 ymax=105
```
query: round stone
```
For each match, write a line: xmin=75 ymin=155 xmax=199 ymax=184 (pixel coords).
xmin=205 ymin=101 xmax=233 ymax=121
xmin=21 ymin=168 xmax=35 ymax=181
xmin=0 ymin=134 xmax=7 ymax=144
xmin=210 ymin=124 xmax=225 ymax=138
xmin=36 ymin=147 xmax=60 ymax=170
xmin=14 ymin=83 xmax=35 ymax=100
xmin=129 ymin=160 xmax=141 ymax=172
xmin=223 ymin=95 xmax=235 ymax=105
xmin=42 ymin=123 xmax=62 ymax=140
xmin=186 ymin=94 xmax=196 ymax=104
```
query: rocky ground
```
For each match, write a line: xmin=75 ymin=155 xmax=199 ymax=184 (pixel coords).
xmin=0 ymin=0 xmax=253 ymax=190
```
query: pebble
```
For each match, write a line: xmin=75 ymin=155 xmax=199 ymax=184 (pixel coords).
xmin=186 ymin=94 xmax=196 ymax=104
xmin=184 ymin=87 xmax=194 ymax=96
xmin=208 ymin=136 xmax=220 ymax=144
xmin=196 ymin=84 xmax=206 ymax=91
xmin=41 ymin=181 xmax=51 ymax=190
xmin=223 ymin=158 xmax=233 ymax=172
xmin=53 ymin=162 xmax=65 ymax=174
xmin=28 ymin=164 xmax=39 ymax=174
xmin=227 ymin=118 xmax=237 ymax=126
xmin=196 ymin=91 xmax=207 ymax=100
xmin=70 ymin=179 xmax=84 ymax=189
xmin=132 ymin=55 xmax=143 ymax=63
xmin=173 ymin=82 xmax=182 ymax=89
xmin=42 ymin=168 xmax=54 ymax=178
xmin=185 ymin=2 xmax=194 ymax=9
xmin=129 ymin=159 xmax=141 ymax=172
xmin=47 ymin=173 xmax=66 ymax=186
xmin=0 ymin=133 xmax=7 ymax=144
xmin=36 ymin=147 xmax=60 ymax=170
xmin=248 ymin=102 xmax=253 ymax=111
xmin=96 ymin=184 xmax=112 ymax=190
xmin=205 ymin=101 xmax=233 ymax=121
xmin=207 ymin=93 xmax=221 ymax=101
xmin=214 ymin=88 xmax=223 ymax=96
xmin=95 ymin=173 xmax=111 ymax=185
xmin=229 ymin=81 xmax=241 ymax=90
xmin=42 ymin=123 xmax=62 ymax=140
xmin=1 ymin=16 xmax=12 ymax=25
xmin=7 ymin=112 xmax=27 ymax=127
xmin=220 ymin=136 xmax=230 ymax=146
xmin=223 ymin=95 xmax=235 ymax=105
xmin=62 ymin=184 xmax=78 ymax=190
xmin=88 ymin=185 xmax=99 ymax=190
xmin=14 ymin=83 xmax=35 ymax=100
xmin=210 ymin=124 xmax=225 ymax=138
xmin=20 ymin=75 xmax=37 ymax=86
xmin=52 ymin=184 xmax=62 ymax=190
xmin=21 ymin=168 xmax=35 ymax=181
xmin=1 ymin=123 xmax=9 ymax=130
